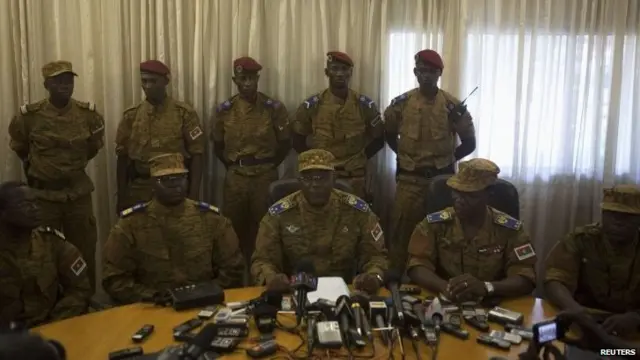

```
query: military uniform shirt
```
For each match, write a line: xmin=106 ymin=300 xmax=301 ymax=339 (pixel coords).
xmin=0 ymin=227 xmax=91 ymax=327
xmin=407 ymin=207 xmax=536 ymax=283
xmin=545 ymin=223 xmax=640 ymax=313
xmin=251 ymin=189 xmax=388 ymax=285
xmin=102 ymin=199 xmax=245 ymax=305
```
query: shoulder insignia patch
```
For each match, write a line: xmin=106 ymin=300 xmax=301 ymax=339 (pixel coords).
xmin=76 ymin=101 xmax=96 ymax=111
xmin=493 ymin=213 xmax=522 ymax=230
xmin=196 ymin=201 xmax=220 ymax=214
xmin=343 ymin=194 xmax=369 ymax=212
xmin=70 ymin=256 xmax=87 ymax=276
xmin=268 ymin=198 xmax=294 ymax=216
xmin=426 ymin=210 xmax=452 ymax=223
xmin=119 ymin=202 xmax=148 ymax=218
xmin=358 ymin=95 xmax=376 ymax=109
xmin=216 ymin=99 xmax=233 ymax=113
xmin=514 ymin=243 xmax=536 ymax=261
xmin=303 ymin=94 xmax=320 ymax=109
xmin=20 ymin=104 xmax=28 ymax=115
xmin=390 ymin=93 xmax=409 ymax=106
xmin=38 ymin=226 xmax=66 ymax=240
xmin=264 ymin=98 xmax=281 ymax=109
xmin=20 ymin=101 xmax=45 ymax=115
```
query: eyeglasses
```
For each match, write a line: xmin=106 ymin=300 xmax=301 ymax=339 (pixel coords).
xmin=156 ymin=174 xmax=187 ymax=185
xmin=299 ymin=174 xmax=331 ymax=183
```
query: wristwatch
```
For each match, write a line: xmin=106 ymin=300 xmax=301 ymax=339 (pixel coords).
xmin=374 ymin=273 xmax=384 ymax=287
xmin=484 ymin=282 xmax=495 ymax=295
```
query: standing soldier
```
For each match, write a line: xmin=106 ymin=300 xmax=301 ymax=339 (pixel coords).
xmin=291 ymin=51 xmax=384 ymax=200
xmin=8 ymin=61 xmax=105 ymax=291
xmin=115 ymin=60 xmax=205 ymax=212
xmin=384 ymin=49 xmax=476 ymax=271
xmin=211 ymin=57 xmax=290 ymax=271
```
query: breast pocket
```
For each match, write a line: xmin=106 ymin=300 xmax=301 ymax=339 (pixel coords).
xmin=36 ymin=265 xmax=59 ymax=301
xmin=281 ymin=229 xmax=310 ymax=267
xmin=135 ymin=229 xmax=171 ymax=270
xmin=254 ymin=117 xmax=277 ymax=146
xmin=475 ymin=245 xmax=506 ymax=281
xmin=399 ymin=107 xmax=421 ymax=141
xmin=437 ymin=241 xmax=462 ymax=274
xmin=331 ymin=227 xmax=359 ymax=271
xmin=580 ymin=258 xmax=610 ymax=299
xmin=184 ymin=241 xmax=213 ymax=280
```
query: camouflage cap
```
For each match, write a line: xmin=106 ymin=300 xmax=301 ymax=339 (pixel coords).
xmin=149 ymin=153 xmax=189 ymax=177
xmin=601 ymin=185 xmax=640 ymax=215
xmin=446 ymin=158 xmax=500 ymax=192
xmin=42 ymin=61 xmax=78 ymax=79
xmin=298 ymin=149 xmax=335 ymax=172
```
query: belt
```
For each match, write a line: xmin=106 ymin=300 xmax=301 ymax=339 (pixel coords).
xmin=29 ymin=177 xmax=70 ymax=191
xmin=231 ymin=156 xmax=275 ymax=167
xmin=397 ymin=164 xmax=455 ymax=179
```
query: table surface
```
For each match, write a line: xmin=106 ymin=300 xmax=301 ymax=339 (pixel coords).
xmin=34 ymin=287 xmax=559 ymax=360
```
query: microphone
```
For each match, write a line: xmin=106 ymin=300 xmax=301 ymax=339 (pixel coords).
xmin=423 ymin=297 xmax=444 ymax=345
xmin=227 ymin=290 xmax=282 ymax=315
xmin=290 ymin=260 xmax=318 ymax=325
xmin=177 ymin=324 xmax=218 ymax=360
xmin=369 ymin=300 xmax=390 ymax=346
xmin=253 ymin=303 xmax=279 ymax=334
xmin=307 ymin=314 xmax=318 ymax=355
xmin=335 ymin=295 xmax=354 ymax=345
xmin=383 ymin=269 xmax=404 ymax=325
xmin=351 ymin=292 xmax=373 ymax=342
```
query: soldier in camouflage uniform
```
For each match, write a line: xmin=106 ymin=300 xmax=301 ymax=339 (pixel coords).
xmin=0 ymin=181 xmax=91 ymax=327
xmin=292 ymin=51 xmax=384 ymax=200
xmin=115 ymin=60 xmax=205 ymax=212
xmin=102 ymin=153 xmax=244 ymax=305
xmin=407 ymin=159 xmax=536 ymax=303
xmin=211 ymin=57 xmax=291 ymax=269
xmin=545 ymin=185 xmax=640 ymax=337
xmin=8 ymin=61 xmax=105 ymax=291
xmin=385 ymin=49 xmax=476 ymax=271
xmin=251 ymin=149 xmax=389 ymax=295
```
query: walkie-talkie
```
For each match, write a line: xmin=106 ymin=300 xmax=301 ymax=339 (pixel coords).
xmin=447 ymin=86 xmax=479 ymax=120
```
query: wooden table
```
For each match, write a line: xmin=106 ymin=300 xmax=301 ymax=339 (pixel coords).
xmin=34 ymin=287 xmax=558 ymax=359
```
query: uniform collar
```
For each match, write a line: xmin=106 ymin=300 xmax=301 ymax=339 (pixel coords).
xmin=143 ymin=96 xmax=173 ymax=114
xmin=148 ymin=198 xmax=187 ymax=217
xmin=45 ymin=99 xmax=74 ymax=115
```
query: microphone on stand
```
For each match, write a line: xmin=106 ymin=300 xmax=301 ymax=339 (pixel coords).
xmin=290 ymin=260 xmax=318 ymax=326
xmin=383 ymin=270 xmax=405 ymax=326
xmin=351 ymin=292 xmax=373 ymax=342
xmin=334 ymin=295 xmax=354 ymax=346
xmin=369 ymin=300 xmax=391 ymax=346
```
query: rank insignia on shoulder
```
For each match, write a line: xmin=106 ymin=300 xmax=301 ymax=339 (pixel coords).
xmin=345 ymin=195 xmax=369 ymax=212
xmin=197 ymin=201 xmax=220 ymax=214
xmin=265 ymin=99 xmax=281 ymax=108
xmin=119 ymin=202 xmax=148 ymax=217
xmin=514 ymin=243 xmax=536 ymax=261
xmin=20 ymin=104 xmax=28 ymax=115
xmin=390 ymin=93 xmax=409 ymax=106
xmin=493 ymin=213 xmax=522 ymax=230
xmin=38 ymin=226 xmax=66 ymax=240
xmin=426 ymin=210 xmax=451 ymax=223
xmin=217 ymin=100 xmax=232 ymax=113
xmin=303 ymin=95 xmax=320 ymax=109
xmin=358 ymin=95 xmax=376 ymax=109
xmin=269 ymin=199 xmax=292 ymax=216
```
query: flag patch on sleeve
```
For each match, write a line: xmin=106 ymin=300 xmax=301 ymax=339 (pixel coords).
xmin=371 ymin=223 xmax=383 ymax=242
xmin=189 ymin=126 xmax=203 ymax=140
xmin=71 ymin=257 xmax=87 ymax=276
xmin=514 ymin=243 xmax=536 ymax=261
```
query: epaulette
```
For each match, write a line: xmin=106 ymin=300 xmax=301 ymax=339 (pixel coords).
xmin=37 ymin=226 xmax=65 ymax=240
xmin=390 ymin=93 xmax=409 ymax=106
xmin=426 ymin=210 xmax=452 ymax=223
xmin=303 ymin=94 xmax=320 ymax=109
xmin=119 ymin=202 xmax=148 ymax=218
xmin=492 ymin=211 xmax=522 ymax=230
xmin=358 ymin=94 xmax=376 ymax=109
xmin=196 ymin=201 xmax=220 ymax=214
xmin=123 ymin=104 xmax=139 ymax=116
xmin=75 ymin=100 xmax=96 ymax=111
xmin=216 ymin=98 xmax=233 ymax=113
xmin=264 ymin=98 xmax=282 ymax=109
xmin=341 ymin=193 xmax=369 ymax=212
xmin=19 ymin=101 xmax=45 ymax=115
xmin=574 ymin=223 xmax=602 ymax=237
xmin=268 ymin=197 xmax=295 ymax=216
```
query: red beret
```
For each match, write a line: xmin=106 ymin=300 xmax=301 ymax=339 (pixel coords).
xmin=326 ymin=51 xmax=353 ymax=67
xmin=233 ymin=57 xmax=262 ymax=73
xmin=140 ymin=60 xmax=170 ymax=76
xmin=415 ymin=50 xmax=444 ymax=70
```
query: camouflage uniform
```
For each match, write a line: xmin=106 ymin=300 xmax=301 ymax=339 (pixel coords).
xmin=8 ymin=61 xmax=105 ymax=291
xmin=384 ymin=85 xmax=475 ymax=270
xmin=292 ymin=52 xmax=384 ymax=200
xmin=212 ymin=57 xmax=290 ymax=266
xmin=545 ymin=185 xmax=640 ymax=313
xmin=102 ymin=153 xmax=244 ymax=304
xmin=251 ymin=149 xmax=389 ymax=285
xmin=115 ymin=63 xmax=205 ymax=209
xmin=0 ymin=227 xmax=91 ymax=327
xmin=407 ymin=159 xmax=536 ymax=285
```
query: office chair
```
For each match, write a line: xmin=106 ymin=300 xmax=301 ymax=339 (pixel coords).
xmin=267 ymin=178 xmax=355 ymax=205
xmin=425 ymin=174 xmax=520 ymax=218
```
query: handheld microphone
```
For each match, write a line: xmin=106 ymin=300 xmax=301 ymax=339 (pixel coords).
xmin=425 ymin=297 xmax=444 ymax=330
xmin=352 ymin=292 xmax=372 ymax=342
xmin=334 ymin=295 xmax=354 ymax=341
xmin=228 ymin=290 xmax=283 ymax=315
xmin=352 ymin=302 xmax=363 ymax=335
xmin=253 ymin=303 xmax=279 ymax=334
xmin=369 ymin=300 xmax=390 ymax=346
xmin=383 ymin=269 xmax=404 ymax=326
xmin=177 ymin=324 xmax=218 ymax=360
xmin=307 ymin=314 xmax=318 ymax=355
xmin=290 ymin=260 xmax=318 ymax=326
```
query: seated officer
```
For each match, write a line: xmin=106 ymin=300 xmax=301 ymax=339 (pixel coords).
xmin=545 ymin=184 xmax=640 ymax=337
xmin=0 ymin=181 xmax=91 ymax=327
xmin=251 ymin=149 xmax=388 ymax=295
xmin=102 ymin=153 xmax=244 ymax=305
xmin=406 ymin=158 xmax=536 ymax=302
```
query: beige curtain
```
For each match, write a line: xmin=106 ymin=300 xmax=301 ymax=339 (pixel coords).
xmin=1 ymin=0 xmax=639 ymax=289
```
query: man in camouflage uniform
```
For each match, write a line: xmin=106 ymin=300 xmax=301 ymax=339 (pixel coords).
xmin=406 ymin=159 xmax=536 ymax=303
xmin=251 ymin=149 xmax=389 ymax=295
xmin=292 ymin=51 xmax=384 ymax=200
xmin=545 ymin=185 xmax=640 ymax=337
xmin=115 ymin=60 xmax=205 ymax=212
xmin=8 ymin=61 xmax=105 ymax=291
xmin=0 ymin=181 xmax=91 ymax=327
xmin=211 ymin=57 xmax=291 ymax=268
xmin=385 ymin=49 xmax=476 ymax=271
xmin=102 ymin=153 xmax=244 ymax=305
